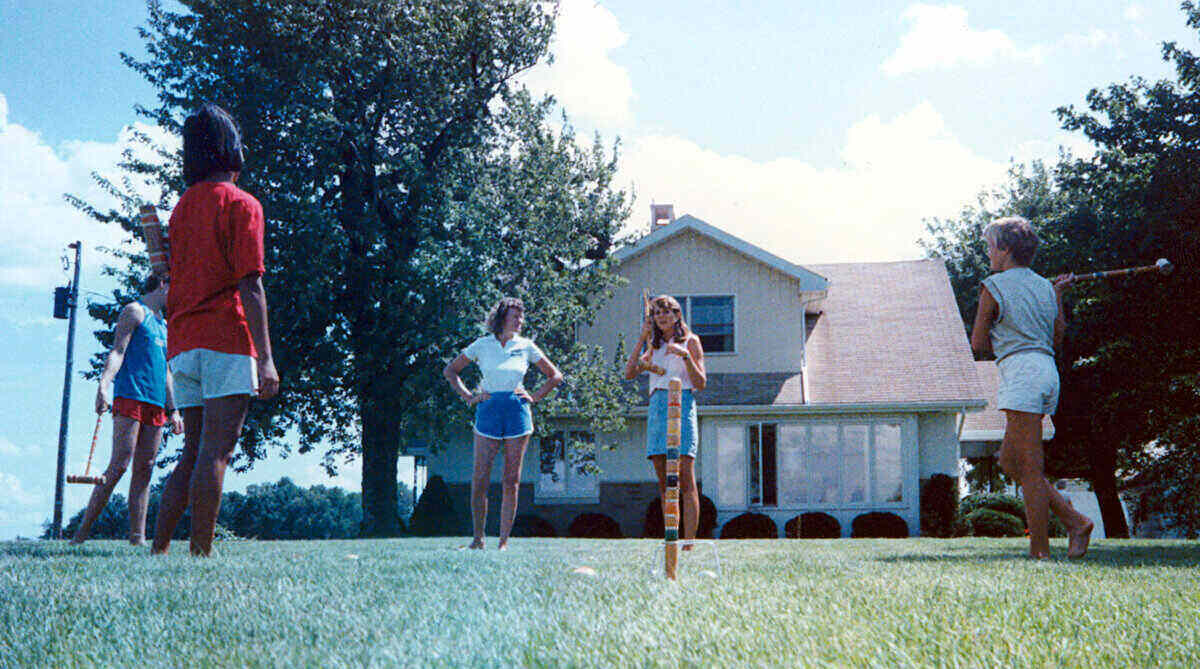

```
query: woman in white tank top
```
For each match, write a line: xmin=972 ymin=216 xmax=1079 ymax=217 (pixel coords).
xmin=623 ymin=295 xmax=706 ymax=545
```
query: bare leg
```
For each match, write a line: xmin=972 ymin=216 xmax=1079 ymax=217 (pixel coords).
xmin=496 ymin=435 xmax=530 ymax=550
xmin=188 ymin=394 xmax=250 ymax=556
xmin=679 ymin=455 xmax=700 ymax=546
xmin=71 ymin=415 xmax=139 ymax=544
xmin=127 ymin=423 xmax=163 ymax=545
xmin=469 ymin=434 xmax=501 ymax=549
xmin=152 ymin=407 xmax=203 ymax=554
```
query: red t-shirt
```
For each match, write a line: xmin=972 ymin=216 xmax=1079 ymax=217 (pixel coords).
xmin=166 ymin=181 xmax=266 ymax=359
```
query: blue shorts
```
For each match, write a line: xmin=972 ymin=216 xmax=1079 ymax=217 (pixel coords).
xmin=997 ymin=351 xmax=1060 ymax=415
xmin=646 ymin=389 xmax=698 ymax=458
xmin=474 ymin=391 xmax=533 ymax=440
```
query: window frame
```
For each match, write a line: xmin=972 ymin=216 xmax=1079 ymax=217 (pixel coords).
xmin=642 ymin=293 xmax=737 ymax=356
xmin=533 ymin=430 xmax=600 ymax=505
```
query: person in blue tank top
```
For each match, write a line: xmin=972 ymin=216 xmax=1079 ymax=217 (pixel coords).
xmin=443 ymin=297 xmax=563 ymax=550
xmin=970 ymin=216 xmax=1095 ymax=560
xmin=71 ymin=274 xmax=183 ymax=546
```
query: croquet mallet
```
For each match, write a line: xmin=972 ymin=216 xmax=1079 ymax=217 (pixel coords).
xmin=66 ymin=413 xmax=106 ymax=486
xmin=1073 ymin=257 xmax=1173 ymax=282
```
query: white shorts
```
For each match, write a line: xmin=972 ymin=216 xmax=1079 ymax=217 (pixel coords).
xmin=170 ymin=348 xmax=258 ymax=409
xmin=997 ymin=351 xmax=1059 ymax=415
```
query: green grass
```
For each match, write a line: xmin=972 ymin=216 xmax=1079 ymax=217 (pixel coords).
xmin=2 ymin=538 xmax=1199 ymax=667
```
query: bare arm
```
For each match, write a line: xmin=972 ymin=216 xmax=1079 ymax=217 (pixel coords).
xmin=529 ymin=356 xmax=564 ymax=402
xmin=623 ymin=316 xmax=654 ymax=380
xmin=164 ymin=366 xmax=184 ymax=434
xmin=238 ymin=274 xmax=279 ymax=399
xmin=664 ymin=336 xmax=706 ymax=390
xmin=970 ymin=285 xmax=998 ymax=357
xmin=96 ymin=304 xmax=143 ymax=413
xmin=443 ymin=354 xmax=487 ymax=405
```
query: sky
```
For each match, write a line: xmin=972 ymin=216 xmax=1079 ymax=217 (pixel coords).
xmin=1 ymin=1 xmax=1196 ymax=539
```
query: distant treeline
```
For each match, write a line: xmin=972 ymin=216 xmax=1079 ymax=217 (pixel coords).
xmin=47 ymin=477 xmax=415 ymax=541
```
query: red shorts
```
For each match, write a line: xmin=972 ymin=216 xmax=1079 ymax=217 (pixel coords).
xmin=113 ymin=397 xmax=167 ymax=427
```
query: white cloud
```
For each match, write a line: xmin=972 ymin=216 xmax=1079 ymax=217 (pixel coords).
xmin=1061 ymin=28 xmax=1117 ymax=51
xmin=0 ymin=436 xmax=22 ymax=456
xmin=1124 ymin=5 xmax=1144 ymax=21
xmin=0 ymin=91 xmax=177 ymax=290
xmin=883 ymin=4 xmax=1042 ymax=76
xmin=618 ymin=102 xmax=1012 ymax=263
xmin=518 ymin=0 xmax=634 ymax=127
xmin=0 ymin=470 xmax=40 ymax=508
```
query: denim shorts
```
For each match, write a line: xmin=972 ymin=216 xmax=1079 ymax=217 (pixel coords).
xmin=997 ymin=351 xmax=1060 ymax=415
xmin=474 ymin=391 xmax=533 ymax=440
xmin=646 ymin=389 xmax=697 ymax=458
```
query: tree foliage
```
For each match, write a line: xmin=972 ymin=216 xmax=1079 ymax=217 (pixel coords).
xmin=72 ymin=0 xmax=633 ymax=537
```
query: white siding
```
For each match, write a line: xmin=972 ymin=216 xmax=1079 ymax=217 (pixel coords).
xmin=578 ymin=230 xmax=806 ymax=373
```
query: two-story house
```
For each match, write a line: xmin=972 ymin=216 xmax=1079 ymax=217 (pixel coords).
xmin=421 ymin=213 xmax=988 ymax=537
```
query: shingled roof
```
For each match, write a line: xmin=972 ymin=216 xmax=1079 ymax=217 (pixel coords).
xmin=625 ymin=372 xmax=804 ymax=407
xmin=802 ymin=259 xmax=985 ymax=407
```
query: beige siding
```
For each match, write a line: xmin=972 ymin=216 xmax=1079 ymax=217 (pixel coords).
xmin=579 ymin=230 xmax=806 ymax=373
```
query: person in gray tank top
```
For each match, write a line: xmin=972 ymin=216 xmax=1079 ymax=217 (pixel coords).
xmin=970 ymin=216 xmax=1095 ymax=560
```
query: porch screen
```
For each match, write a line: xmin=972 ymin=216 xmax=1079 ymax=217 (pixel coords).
xmin=716 ymin=425 xmax=745 ymax=508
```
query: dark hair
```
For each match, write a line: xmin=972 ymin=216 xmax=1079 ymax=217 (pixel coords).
xmin=141 ymin=273 xmax=164 ymax=294
xmin=984 ymin=216 xmax=1039 ymax=266
xmin=486 ymin=297 xmax=525 ymax=337
xmin=649 ymin=295 xmax=689 ymax=348
xmin=182 ymin=103 xmax=244 ymax=186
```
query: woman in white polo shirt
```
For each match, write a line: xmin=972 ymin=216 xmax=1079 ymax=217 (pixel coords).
xmin=444 ymin=297 xmax=563 ymax=550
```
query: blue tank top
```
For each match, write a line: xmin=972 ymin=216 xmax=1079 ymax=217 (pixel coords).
xmin=113 ymin=302 xmax=168 ymax=407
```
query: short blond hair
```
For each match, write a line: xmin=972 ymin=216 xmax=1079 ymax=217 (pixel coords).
xmin=984 ymin=216 xmax=1039 ymax=266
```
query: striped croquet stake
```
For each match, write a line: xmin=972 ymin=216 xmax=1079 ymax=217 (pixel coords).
xmin=138 ymin=204 xmax=169 ymax=279
xmin=664 ymin=378 xmax=682 ymax=580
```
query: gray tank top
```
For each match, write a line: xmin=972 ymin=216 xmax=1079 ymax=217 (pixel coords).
xmin=981 ymin=267 xmax=1056 ymax=361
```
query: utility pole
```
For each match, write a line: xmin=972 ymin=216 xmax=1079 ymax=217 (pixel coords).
xmin=51 ymin=241 xmax=82 ymax=539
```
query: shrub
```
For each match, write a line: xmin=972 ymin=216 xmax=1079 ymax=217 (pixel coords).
xmin=958 ymin=492 xmax=1067 ymax=537
xmin=719 ymin=513 xmax=778 ymax=539
xmin=851 ymin=512 xmax=909 ymax=538
xmin=920 ymin=474 xmax=959 ymax=538
xmin=642 ymin=495 xmax=718 ymax=538
xmin=568 ymin=513 xmax=622 ymax=538
xmin=408 ymin=475 xmax=465 ymax=537
xmin=963 ymin=508 xmax=1024 ymax=537
xmin=784 ymin=512 xmax=841 ymax=539
xmin=510 ymin=514 xmax=557 ymax=537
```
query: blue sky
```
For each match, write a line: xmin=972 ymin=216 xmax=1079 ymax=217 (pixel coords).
xmin=1 ymin=1 xmax=1196 ymax=539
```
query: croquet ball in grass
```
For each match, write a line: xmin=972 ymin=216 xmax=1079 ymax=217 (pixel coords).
xmin=699 ymin=570 xmax=718 ymax=579
xmin=572 ymin=566 xmax=598 ymax=576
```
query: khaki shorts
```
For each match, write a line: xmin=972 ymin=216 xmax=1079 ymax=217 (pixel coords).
xmin=170 ymin=348 xmax=258 ymax=409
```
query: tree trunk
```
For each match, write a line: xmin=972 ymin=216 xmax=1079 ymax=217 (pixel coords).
xmin=359 ymin=397 xmax=402 ymax=537
xmin=1087 ymin=444 xmax=1130 ymax=539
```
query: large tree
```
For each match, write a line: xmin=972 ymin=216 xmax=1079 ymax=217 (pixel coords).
xmin=923 ymin=3 xmax=1200 ymax=537
xmin=75 ymin=0 xmax=632 ymax=536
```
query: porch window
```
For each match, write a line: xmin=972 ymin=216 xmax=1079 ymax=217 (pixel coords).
xmin=535 ymin=431 xmax=599 ymax=502
xmin=718 ymin=419 xmax=906 ymax=510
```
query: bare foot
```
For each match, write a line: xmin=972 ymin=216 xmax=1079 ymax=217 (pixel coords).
xmin=1067 ymin=520 xmax=1094 ymax=559
xmin=68 ymin=538 xmax=84 ymax=546
xmin=681 ymin=542 xmax=695 ymax=552
xmin=497 ymin=539 xmax=509 ymax=551
xmin=458 ymin=539 xmax=485 ymax=551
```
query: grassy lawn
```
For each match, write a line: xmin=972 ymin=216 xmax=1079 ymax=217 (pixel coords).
xmin=2 ymin=537 xmax=1199 ymax=667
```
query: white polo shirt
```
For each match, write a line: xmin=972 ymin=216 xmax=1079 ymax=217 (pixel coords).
xmin=462 ymin=334 xmax=544 ymax=393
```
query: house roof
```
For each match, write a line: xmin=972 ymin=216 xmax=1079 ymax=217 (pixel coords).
xmin=612 ymin=215 xmax=830 ymax=294
xmin=803 ymin=259 xmax=986 ymax=408
xmin=626 ymin=372 xmax=805 ymax=407
xmin=961 ymin=360 xmax=1055 ymax=453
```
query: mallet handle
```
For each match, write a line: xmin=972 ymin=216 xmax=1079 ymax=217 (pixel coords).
xmin=1074 ymin=264 xmax=1160 ymax=281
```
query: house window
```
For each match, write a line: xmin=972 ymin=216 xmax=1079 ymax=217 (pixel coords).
xmin=643 ymin=295 xmax=735 ymax=353
xmin=717 ymin=419 xmax=906 ymax=510
xmin=535 ymin=431 xmax=598 ymax=502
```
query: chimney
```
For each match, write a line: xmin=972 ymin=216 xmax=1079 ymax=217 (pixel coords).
xmin=650 ymin=203 xmax=675 ymax=231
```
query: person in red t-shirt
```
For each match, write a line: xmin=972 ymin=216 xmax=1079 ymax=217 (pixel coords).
xmin=151 ymin=103 xmax=280 ymax=557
